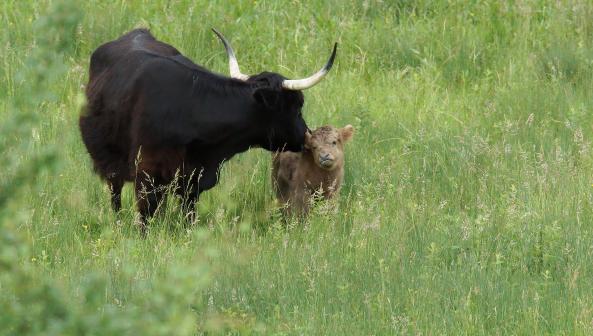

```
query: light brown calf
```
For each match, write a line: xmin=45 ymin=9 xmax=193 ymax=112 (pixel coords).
xmin=272 ymin=125 xmax=354 ymax=216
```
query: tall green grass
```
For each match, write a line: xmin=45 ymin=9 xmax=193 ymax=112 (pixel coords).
xmin=2 ymin=0 xmax=593 ymax=334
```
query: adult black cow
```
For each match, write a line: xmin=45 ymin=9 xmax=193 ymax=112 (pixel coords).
xmin=79 ymin=28 xmax=336 ymax=234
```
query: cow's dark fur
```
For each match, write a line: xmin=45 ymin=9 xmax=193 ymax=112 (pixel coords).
xmin=80 ymin=29 xmax=309 ymax=234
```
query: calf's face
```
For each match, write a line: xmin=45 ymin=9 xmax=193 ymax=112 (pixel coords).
xmin=305 ymin=125 xmax=354 ymax=170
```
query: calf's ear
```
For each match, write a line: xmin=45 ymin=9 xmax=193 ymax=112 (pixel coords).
xmin=304 ymin=130 xmax=313 ymax=149
xmin=340 ymin=125 xmax=354 ymax=143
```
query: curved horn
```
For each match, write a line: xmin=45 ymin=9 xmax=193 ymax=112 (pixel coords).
xmin=212 ymin=28 xmax=249 ymax=81
xmin=282 ymin=43 xmax=338 ymax=91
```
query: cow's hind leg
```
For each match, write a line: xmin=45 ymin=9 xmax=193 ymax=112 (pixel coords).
xmin=135 ymin=172 xmax=167 ymax=236
xmin=108 ymin=177 xmax=124 ymax=212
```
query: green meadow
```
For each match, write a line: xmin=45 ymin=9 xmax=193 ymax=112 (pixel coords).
xmin=3 ymin=0 xmax=593 ymax=334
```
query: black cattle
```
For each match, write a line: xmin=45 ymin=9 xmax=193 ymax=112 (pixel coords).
xmin=79 ymin=28 xmax=337 ymax=234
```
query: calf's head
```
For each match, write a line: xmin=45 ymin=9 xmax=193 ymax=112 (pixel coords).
xmin=213 ymin=29 xmax=337 ymax=152
xmin=305 ymin=125 xmax=354 ymax=171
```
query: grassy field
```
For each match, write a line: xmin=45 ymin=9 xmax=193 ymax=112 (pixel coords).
xmin=3 ymin=0 xmax=593 ymax=334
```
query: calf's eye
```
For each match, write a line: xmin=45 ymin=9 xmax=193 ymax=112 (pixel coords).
xmin=332 ymin=141 xmax=337 ymax=145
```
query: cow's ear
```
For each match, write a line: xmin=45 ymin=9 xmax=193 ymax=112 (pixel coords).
xmin=340 ymin=125 xmax=354 ymax=143
xmin=253 ymin=88 xmax=280 ymax=109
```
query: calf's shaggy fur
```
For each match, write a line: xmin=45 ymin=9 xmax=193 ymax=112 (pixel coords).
xmin=272 ymin=125 xmax=354 ymax=216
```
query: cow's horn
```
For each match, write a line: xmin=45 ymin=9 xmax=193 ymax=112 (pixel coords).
xmin=212 ymin=28 xmax=249 ymax=81
xmin=281 ymin=43 xmax=337 ymax=91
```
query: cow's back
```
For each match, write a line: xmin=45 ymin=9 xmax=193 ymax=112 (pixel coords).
xmin=89 ymin=29 xmax=180 ymax=81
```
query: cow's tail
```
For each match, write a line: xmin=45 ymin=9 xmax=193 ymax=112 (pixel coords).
xmin=79 ymin=101 xmax=128 ymax=182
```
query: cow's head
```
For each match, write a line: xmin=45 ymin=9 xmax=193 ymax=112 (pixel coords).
xmin=213 ymin=29 xmax=337 ymax=152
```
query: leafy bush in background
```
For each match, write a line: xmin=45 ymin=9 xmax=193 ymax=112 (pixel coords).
xmin=0 ymin=2 xmax=230 ymax=335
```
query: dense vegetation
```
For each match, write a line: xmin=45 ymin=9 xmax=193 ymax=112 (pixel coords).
xmin=2 ymin=0 xmax=593 ymax=334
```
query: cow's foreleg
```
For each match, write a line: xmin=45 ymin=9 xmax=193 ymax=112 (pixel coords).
xmin=175 ymin=176 xmax=199 ymax=228
xmin=174 ymin=166 xmax=204 ymax=228
xmin=180 ymin=191 xmax=199 ymax=227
